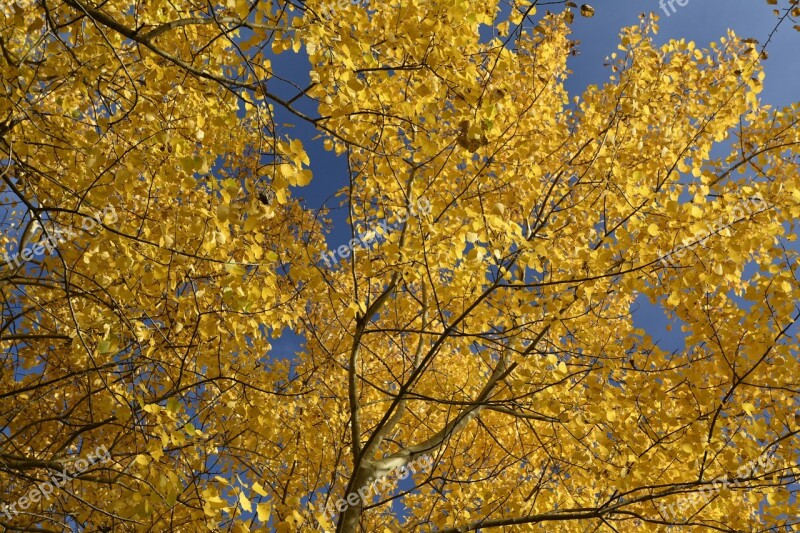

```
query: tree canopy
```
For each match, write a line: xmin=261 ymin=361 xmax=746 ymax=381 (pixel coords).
xmin=1 ymin=0 xmax=798 ymax=531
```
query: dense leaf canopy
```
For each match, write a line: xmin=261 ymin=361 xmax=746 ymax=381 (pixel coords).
xmin=1 ymin=0 xmax=798 ymax=531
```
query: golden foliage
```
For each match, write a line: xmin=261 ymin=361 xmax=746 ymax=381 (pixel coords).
xmin=1 ymin=1 xmax=798 ymax=532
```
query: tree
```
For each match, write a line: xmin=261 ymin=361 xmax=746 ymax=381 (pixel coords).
xmin=1 ymin=0 xmax=798 ymax=531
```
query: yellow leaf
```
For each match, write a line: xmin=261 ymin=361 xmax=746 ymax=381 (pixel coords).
xmin=257 ymin=502 xmax=271 ymax=522
xmin=295 ymin=169 xmax=313 ymax=186
xmin=292 ymin=509 xmax=304 ymax=524
xmin=278 ymin=164 xmax=293 ymax=179
xmin=252 ymin=482 xmax=268 ymax=497
xmin=244 ymin=215 xmax=260 ymax=233
xmin=239 ymin=492 xmax=252 ymax=512
xmin=316 ymin=510 xmax=333 ymax=530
